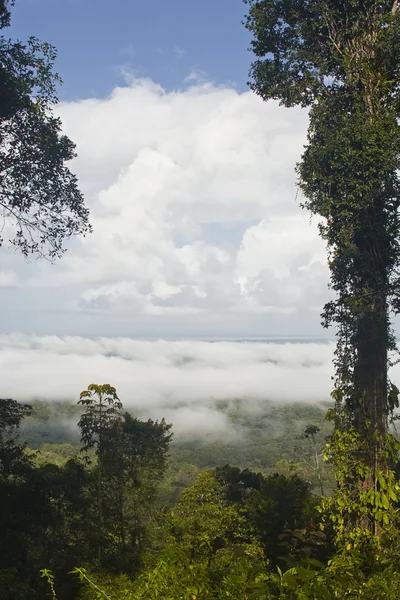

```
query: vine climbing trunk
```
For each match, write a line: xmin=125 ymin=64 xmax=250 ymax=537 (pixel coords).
xmin=354 ymin=297 xmax=389 ymax=533
xmin=354 ymin=302 xmax=389 ymax=448
xmin=352 ymin=247 xmax=390 ymax=535
xmin=347 ymin=202 xmax=391 ymax=533
xmin=355 ymin=213 xmax=390 ymax=419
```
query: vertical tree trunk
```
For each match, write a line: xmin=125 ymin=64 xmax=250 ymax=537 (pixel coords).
xmin=353 ymin=241 xmax=389 ymax=534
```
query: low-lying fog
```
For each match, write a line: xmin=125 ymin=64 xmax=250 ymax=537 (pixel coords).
xmin=1 ymin=334 xmax=397 ymax=437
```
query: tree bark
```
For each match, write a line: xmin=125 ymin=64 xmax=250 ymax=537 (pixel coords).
xmin=353 ymin=239 xmax=389 ymax=534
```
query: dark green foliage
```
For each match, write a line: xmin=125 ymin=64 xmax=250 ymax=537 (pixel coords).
xmin=244 ymin=1 xmax=400 ymax=108
xmin=215 ymin=465 xmax=325 ymax=566
xmin=0 ymin=398 xmax=32 ymax=478
xmin=124 ymin=469 xmax=268 ymax=600
xmin=0 ymin=398 xmax=93 ymax=598
xmin=0 ymin=2 xmax=12 ymax=29
xmin=4 ymin=392 xmax=400 ymax=599
xmin=0 ymin=390 xmax=174 ymax=597
xmin=244 ymin=0 xmax=400 ymax=535
xmin=77 ymin=385 xmax=172 ymax=574
xmin=0 ymin=0 xmax=90 ymax=257
xmin=97 ymin=412 xmax=173 ymax=573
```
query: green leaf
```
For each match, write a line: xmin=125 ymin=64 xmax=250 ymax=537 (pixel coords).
xmin=282 ymin=570 xmax=297 ymax=590
xmin=381 ymin=493 xmax=390 ymax=510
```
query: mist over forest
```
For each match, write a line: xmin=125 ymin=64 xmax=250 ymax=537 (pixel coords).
xmin=2 ymin=334 xmax=337 ymax=447
xmin=3 ymin=334 xmax=400 ymax=435
xmin=3 ymin=334 xmax=336 ymax=473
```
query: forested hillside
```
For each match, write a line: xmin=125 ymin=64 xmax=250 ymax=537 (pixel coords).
xmin=1 ymin=386 xmax=399 ymax=599
xmin=20 ymin=398 xmax=331 ymax=471
xmin=0 ymin=388 xmax=334 ymax=599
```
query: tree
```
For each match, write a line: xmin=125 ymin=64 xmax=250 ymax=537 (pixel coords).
xmin=78 ymin=385 xmax=172 ymax=574
xmin=129 ymin=469 xmax=266 ymax=600
xmin=215 ymin=465 xmax=319 ymax=566
xmin=244 ymin=0 xmax=400 ymax=534
xmin=78 ymin=384 xmax=123 ymax=563
xmin=0 ymin=0 xmax=90 ymax=258
xmin=100 ymin=412 xmax=172 ymax=573
xmin=78 ymin=384 xmax=123 ymax=463
xmin=0 ymin=397 xmax=32 ymax=480
xmin=297 ymin=425 xmax=326 ymax=496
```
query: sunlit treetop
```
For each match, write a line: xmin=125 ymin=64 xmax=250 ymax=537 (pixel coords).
xmin=243 ymin=0 xmax=400 ymax=108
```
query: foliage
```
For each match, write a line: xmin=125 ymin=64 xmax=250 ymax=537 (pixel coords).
xmin=244 ymin=0 xmax=400 ymax=536
xmin=26 ymin=442 xmax=79 ymax=467
xmin=215 ymin=465 xmax=326 ymax=567
xmin=21 ymin=397 xmax=334 ymax=492
xmin=0 ymin=0 xmax=90 ymax=257
xmin=40 ymin=569 xmax=57 ymax=599
xmin=78 ymin=384 xmax=123 ymax=461
xmin=77 ymin=384 xmax=173 ymax=574
xmin=0 ymin=387 xmax=174 ymax=597
xmin=3 ymin=392 xmax=400 ymax=599
xmin=78 ymin=469 xmax=268 ymax=600
xmin=0 ymin=397 xmax=32 ymax=479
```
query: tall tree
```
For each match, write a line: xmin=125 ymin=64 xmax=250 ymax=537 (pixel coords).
xmin=0 ymin=0 xmax=90 ymax=258
xmin=244 ymin=0 xmax=400 ymax=535
xmin=100 ymin=412 xmax=172 ymax=573
xmin=78 ymin=385 xmax=172 ymax=573
xmin=0 ymin=397 xmax=31 ymax=481
xmin=78 ymin=384 xmax=123 ymax=563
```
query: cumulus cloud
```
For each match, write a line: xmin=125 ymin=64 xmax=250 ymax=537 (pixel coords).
xmin=0 ymin=77 xmax=331 ymax=336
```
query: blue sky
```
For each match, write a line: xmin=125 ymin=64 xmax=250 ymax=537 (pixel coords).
xmin=10 ymin=0 xmax=252 ymax=100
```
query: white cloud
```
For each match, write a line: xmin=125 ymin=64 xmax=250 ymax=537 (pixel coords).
xmin=0 ymin=77 xmax=331 ymax=336
xmin=184 ymin=69 xmax=207 ymax=84
xmin=3 ymin=335 xmax=400 ymax=436
xmin=0 ymin=335 xmax=335 ymax=435
xmin=236 ymin=215 xmax=329 ymax=308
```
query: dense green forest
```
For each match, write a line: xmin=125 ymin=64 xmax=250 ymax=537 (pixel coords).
xmin=0 ymin=387 xmax=339 ymax=598
xmin=20 ymin=397 xmax=332 ymax=475
xmin=0 ymin=387 xmax=399 ymax=599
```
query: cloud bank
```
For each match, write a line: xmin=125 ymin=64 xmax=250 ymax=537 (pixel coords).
xmin=0 ymin=78 xmax=331 ymax=337
xmin=0 ymin=334 xmax=335 ymax=434
xmin=4 ymin=334 xmax=400 ymax=437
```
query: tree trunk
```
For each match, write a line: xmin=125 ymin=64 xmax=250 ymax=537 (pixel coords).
xmin=353 ymin=277 xmax=389 ymax=534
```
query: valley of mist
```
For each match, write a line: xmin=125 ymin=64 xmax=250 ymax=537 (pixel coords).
xmin=7 ymin=334 xmax=400 ymax=480
xmin=1 ymin=334 xmax=339 ymax=472
xmin=1 ymin=334 xmax=337 ymax=430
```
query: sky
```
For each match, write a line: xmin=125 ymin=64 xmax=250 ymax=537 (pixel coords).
xmin=0 ymin=0 xmax=335 ymax=340
xmin=9 ymin=0 xmax=253 ymax=101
